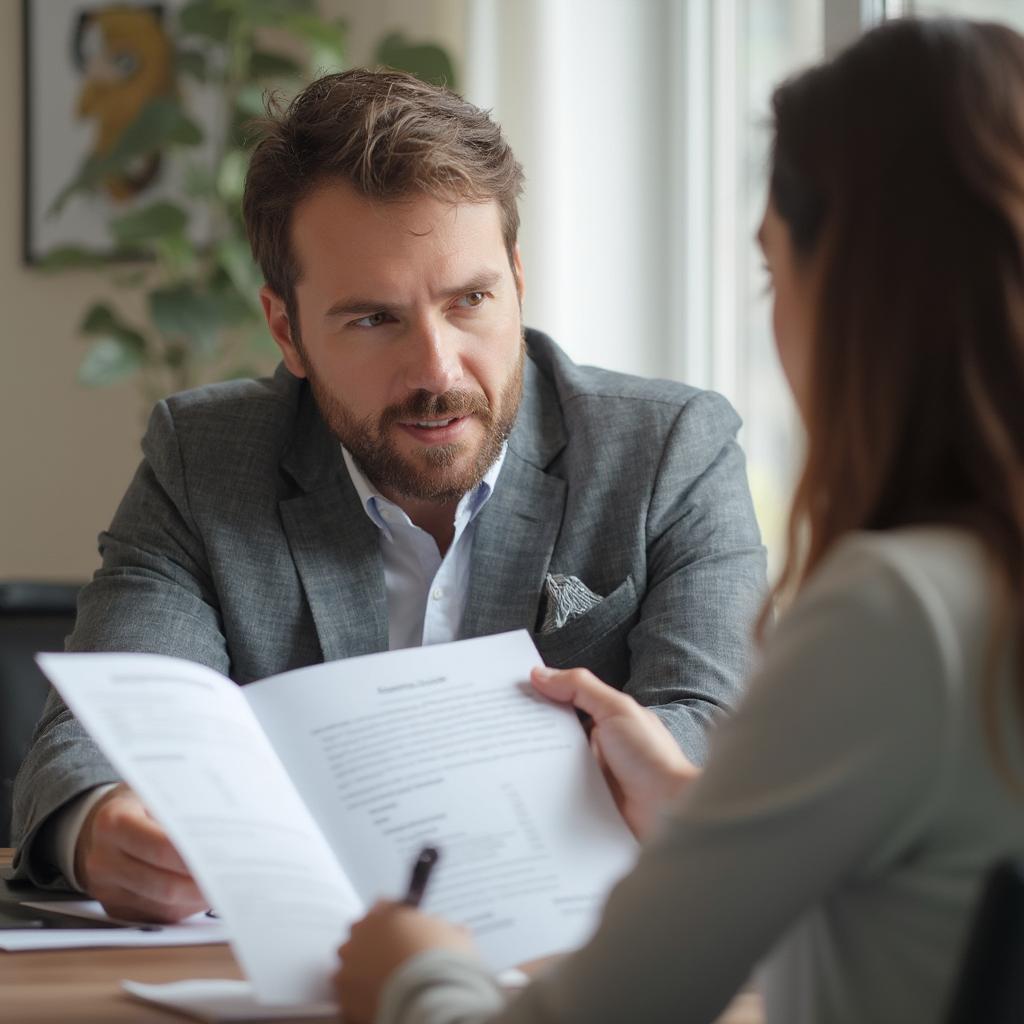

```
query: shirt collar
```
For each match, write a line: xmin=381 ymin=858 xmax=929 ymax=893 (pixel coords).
xmin=341 ymin=443 xmax=507 ymax=539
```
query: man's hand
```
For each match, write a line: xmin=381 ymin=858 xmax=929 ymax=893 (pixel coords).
xmin=337 ymin=901 xmax=476 ymax=1024
xmin=74 ymin=784 xmax=206 ymax=923
xmin=531 ymin=666 xmax=700 ymax=840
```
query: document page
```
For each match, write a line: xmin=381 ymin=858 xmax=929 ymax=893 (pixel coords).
xmin=37 ymin=654 xmax=364 ymax=1005
xmin=244 ymin=631 xmax=638 ymax=971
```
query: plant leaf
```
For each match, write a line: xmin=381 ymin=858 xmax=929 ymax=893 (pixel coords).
xmin=154 ymin=231 xmax=198 ymax=276
xmin=149 ymin=283 xmax=252 ymax=355
xmin=110 ymin=201 xmax=189 ymax=245
xmin=169 ymin=114 xmax=204 ymax=146
xmin=80 ymin=303 xmax=120 ymax=335
xmin=216 ymin=236 xmax=263 ymax=309
xmin=235 ymin=83 xmax=269 ymax=119
xmin=247 ymin=321 xmax=279 ymax=355
xmin=244 ymin=0 xmax=318 ymax=26
xmin=176 ymin=49 xmax=207 ymax=81
xmin=79 ymin=302 xmax=147 ymax=344
xmin=79 ymin=337 xmax=147 ymax=386
xmin=216 ymin=149 xmax=249 ymax=203
xmin=150 ymin=283 xmax=221 ymax=354
xmin=249 ymin=50 xmax=303 ymax=79
xmin=210 ymin=287 xmax=254 ymax=327
xmin=179 ymin=0 xmax=233 ymax=42
xmin=374 ymin=32 xmax=458 ymax=89
xmin=282 ymin=15 xmax=347 ymax=70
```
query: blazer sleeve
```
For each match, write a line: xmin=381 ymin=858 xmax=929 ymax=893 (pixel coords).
xmin=626 ymin=390 xmax=767 ymax=763
xmin=10 ymin=399 xmax=230 ymax=888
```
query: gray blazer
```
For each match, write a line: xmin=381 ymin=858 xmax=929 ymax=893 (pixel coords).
xmin=12 ymin=330 xmax=766 ymax=886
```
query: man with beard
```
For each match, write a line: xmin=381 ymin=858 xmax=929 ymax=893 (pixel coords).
xmin=12 ymin=70 xmax=766 ymax=922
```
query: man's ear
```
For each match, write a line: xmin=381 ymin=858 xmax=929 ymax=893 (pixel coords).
xmin=512 ymin=245 xmax=526 ymax=306
xmin=260 ymin=286 xmax=307 ymax=379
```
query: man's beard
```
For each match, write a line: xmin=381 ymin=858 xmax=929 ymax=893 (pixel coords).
xmin=303 ymin=341 xmax=525 ymax=505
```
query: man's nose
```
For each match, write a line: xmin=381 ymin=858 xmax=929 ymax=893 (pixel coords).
xmin=403 ymin=320 xmax=462 ymax=394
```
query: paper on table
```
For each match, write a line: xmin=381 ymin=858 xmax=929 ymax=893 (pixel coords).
xmin=121 ymin=980 xmax=336 ymax=1022
xmin=0 ymin=900 xmax=227 ymax=951
xmin=37 ymin=652 xmax=364 ymax=1005
xmin=22 ymin=898 xmax=222 ymax=927
xmin=121 ymin=970 xmax=531 ymax=1022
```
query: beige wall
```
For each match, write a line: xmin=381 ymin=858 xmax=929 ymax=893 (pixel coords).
xmin=1 ymin=0 xmax=464 ymax=582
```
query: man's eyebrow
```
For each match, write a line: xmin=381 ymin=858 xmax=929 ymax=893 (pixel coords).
xmin=446 ymin=270 xmax=504 ymax=296
xmin=324 ymin=271 xmax=506 ymax=319
xmin=325 ymin=297 xmax=393 ymax=318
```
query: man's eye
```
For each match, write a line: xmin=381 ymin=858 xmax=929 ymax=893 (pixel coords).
xmin=458 ymin=292 xmax=487 ymax=308
xmin=352 ymin=312 xmax=392 ymax=328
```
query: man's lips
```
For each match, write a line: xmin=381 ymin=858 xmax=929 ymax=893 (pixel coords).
xmin=395 ymin=415 xmax=471 ymax=445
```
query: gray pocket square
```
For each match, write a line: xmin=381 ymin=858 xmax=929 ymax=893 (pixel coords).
xmin=540 ymin=573 xmax=604 ymax=634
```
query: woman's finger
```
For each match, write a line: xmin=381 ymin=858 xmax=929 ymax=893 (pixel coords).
xmin=530 ymin=666 xmax=637 ymax=722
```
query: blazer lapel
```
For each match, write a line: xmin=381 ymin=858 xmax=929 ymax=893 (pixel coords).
xmin=461 ymin=452 xmax=566 ymax=639
xmin=461 ymin=345 xmax=568 ymax=639
xmin=279 ymin=379 xmax=388 ymax=662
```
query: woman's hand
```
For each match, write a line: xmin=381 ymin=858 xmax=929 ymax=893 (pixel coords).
xmin=531 ymin=666 xmax=700 ymax=840
xmin=336 ymin=901 xmax=476 ymax=1024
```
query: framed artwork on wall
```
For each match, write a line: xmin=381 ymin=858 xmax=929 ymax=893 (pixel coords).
xmin=22 ymin=0 xmax=220 ymax=265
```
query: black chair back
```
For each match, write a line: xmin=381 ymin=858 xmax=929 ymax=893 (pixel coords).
xmin=0 ymin=582 xmax=80 ymax=846
xmin=945 ymin=859 xmax=1024 ymax=1024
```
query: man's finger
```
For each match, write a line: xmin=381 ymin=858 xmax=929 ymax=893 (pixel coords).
xmin=102 ymin=845 xmax=205 ymax=908
xmin=96 ymin=879 xmax=207 ymax=924
xmin=108 ymin=809 xmax=193 ymax=876
xmin=530 ymin=666 xmax=636 ymax=722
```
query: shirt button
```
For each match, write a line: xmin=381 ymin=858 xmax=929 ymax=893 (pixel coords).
xmin=380 ymin=508 xmax=392 ymax=520
xmin=431 ymin=587 xmax=444 ymax=601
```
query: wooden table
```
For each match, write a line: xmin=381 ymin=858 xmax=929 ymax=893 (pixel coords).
xmin=1 ymin=849 xmax=763 ymax=1023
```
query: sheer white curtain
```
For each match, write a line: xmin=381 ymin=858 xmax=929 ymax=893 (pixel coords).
xmin=909 ymin=0 xmax=1024 ymax=25
xmin=461 ymin=0 xmax=879 ymax=569
xmin=464 ymin=0 xmax=681 ymax=379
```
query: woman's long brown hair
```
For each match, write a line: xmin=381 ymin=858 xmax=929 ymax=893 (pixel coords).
xmin=766 ymin=18 xmax=1024 ymax=768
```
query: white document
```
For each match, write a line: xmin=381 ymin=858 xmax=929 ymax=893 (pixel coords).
xmin=121 ymin=971 xmax=528 ymax=1023
xmin=0 ymin=901 xmax=227 ymax=951
xmin=38 ymin=631 xmax=637 ymax=1007
xmin=122 ymin=979 xmax=336 ymax=1022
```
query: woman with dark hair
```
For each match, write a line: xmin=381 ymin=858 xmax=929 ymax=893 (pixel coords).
xmin=335 ymin=18 xmax=1024 ymax=1024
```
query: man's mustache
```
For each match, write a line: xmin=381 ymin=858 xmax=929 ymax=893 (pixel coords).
xmin=380 ymin=390 xmax=491 ymax=426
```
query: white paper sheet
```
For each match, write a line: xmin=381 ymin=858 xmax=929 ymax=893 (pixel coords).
xmin=245 ymin=631 xmax=639 ymax=972
xmin=121 ymin=970 xmax=529 ymax=1022
xmin=37 ymin=652 xmax=365 ymax=1005
xmin=0 ymin=899 xmax=227 ymax=951
xmin=38 ymin=633 xmax=636 ymax=1007
xmin=121 ymin=980 xmax=336 ymax=1022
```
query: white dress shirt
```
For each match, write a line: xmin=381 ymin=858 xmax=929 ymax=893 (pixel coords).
xmin=341 ymin=444 xmax=506 ymax=650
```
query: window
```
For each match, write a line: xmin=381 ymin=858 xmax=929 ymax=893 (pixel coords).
xmin=464 ymin=0 xmax=884 ymax=575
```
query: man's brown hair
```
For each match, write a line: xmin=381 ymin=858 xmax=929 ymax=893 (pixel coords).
xmin=243 ymin=68 xmax=525 ymax=335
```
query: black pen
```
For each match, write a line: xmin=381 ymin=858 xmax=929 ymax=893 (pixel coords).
xmin=402 ymin=846 xmax=440 ymax=907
